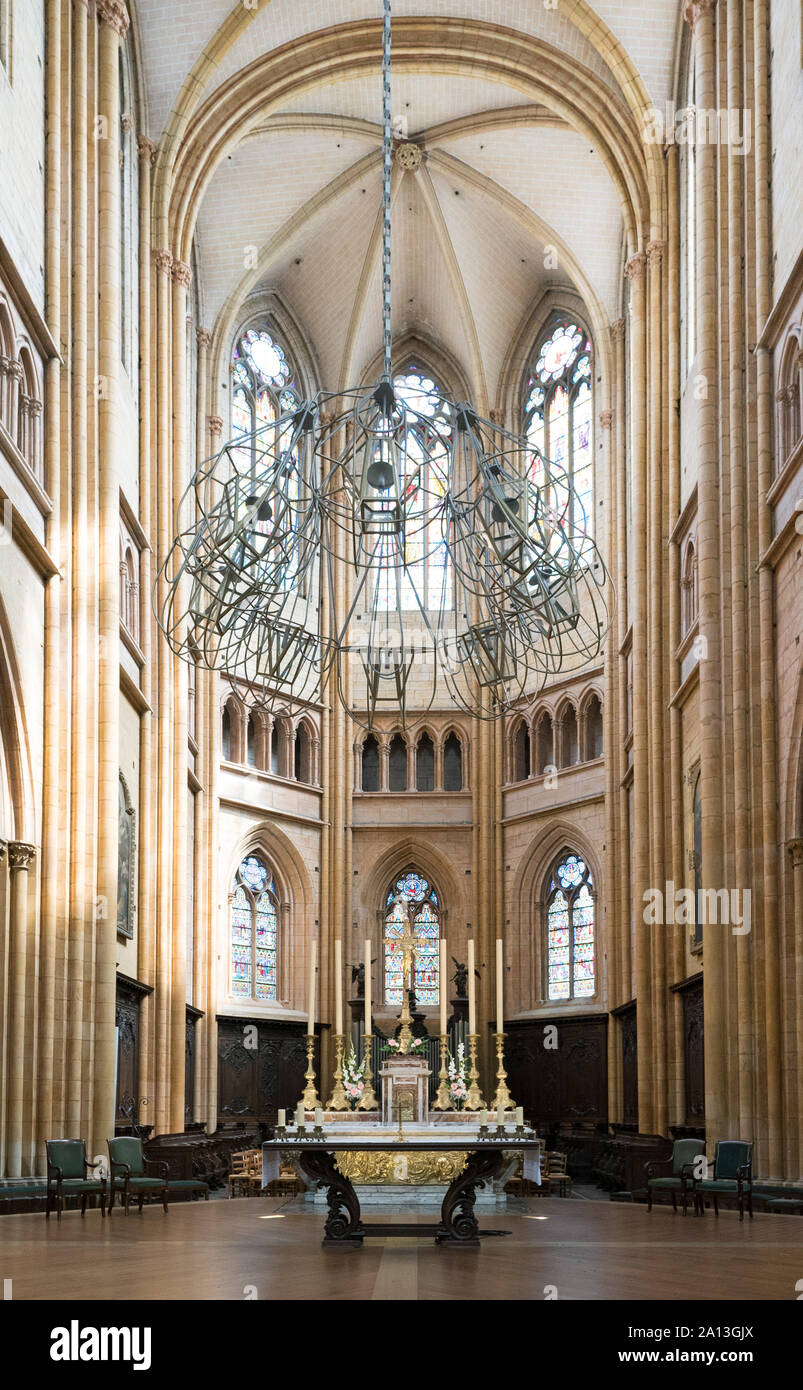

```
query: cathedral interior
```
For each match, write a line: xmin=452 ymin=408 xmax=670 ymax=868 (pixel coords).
xmin=0 ymin=0 xmax=802 ymax=1319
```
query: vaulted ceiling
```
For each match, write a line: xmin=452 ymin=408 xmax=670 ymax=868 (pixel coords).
xmin=133 ymin=0 xmax=685 ymax=405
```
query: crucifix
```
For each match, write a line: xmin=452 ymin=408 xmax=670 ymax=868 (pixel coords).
xmin=391 ymin=890 xmax=428 ymax=1055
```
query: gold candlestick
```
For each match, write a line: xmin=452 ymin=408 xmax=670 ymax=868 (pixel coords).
xmin=357 ymin=1033 xmax=379 ymax=1110
xmin=431 ymin=1033 xmax=453 ymax=1110
xmin=326 ymin=1034 xmax=349 ymax=1111
xmin=491 ymin=1031 xmax=515 ymax=1111
xmin=464 ymin=1032 xmax=485 ymax=1111
xmin=301 ymin=1034 xmax=322 ymax=1111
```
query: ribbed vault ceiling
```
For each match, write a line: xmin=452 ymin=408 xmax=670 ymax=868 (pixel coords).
xmin=134 ymin=1 xmax=684 ymax=403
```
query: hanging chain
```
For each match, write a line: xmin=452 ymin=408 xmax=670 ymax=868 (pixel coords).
xmin=381 ymin=0 xmax=393 ymax=382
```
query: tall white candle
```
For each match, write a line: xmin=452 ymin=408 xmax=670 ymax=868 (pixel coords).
xmin=364 ymin=939 xmax=372 ymax=1033
xmin=439 ymin=937 xmax=447 ymax=1035
xmin=496 ymin=938 xmax=504 ymax=1033
xmin=467 ymin=938 xmax=476 ymax=1034
xmin=314 ymin=1107 xmax=324 ymax=1129
xmin=515 ymin=1106 xmax=524 ymax=1127
xmin=334 ymin=939 xmax=343 ymax=1035
xmin=497 ymin=1103 xmax=505 ymax=1128
xmin=295 ymin=1102 xmax=305 ymax=1129
xmin=307 ymin=939 xmax=316 ymax=1035
xmin=277 ymin=1108 xmax=286 ymax=1128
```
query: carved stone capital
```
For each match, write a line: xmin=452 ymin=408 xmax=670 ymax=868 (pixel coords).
xmin=488 ymin=408 xmax=506 ymax=428
xmin=9 ymin=359 xmax=24 ymax=382
xmin=624 ymin=252 xmax=647 ymax=282
xmin=96 ymin=0 xmax=130 ymax=38
xmin=0 ymin=840 xmax=6 ymax=864
xmin=684 ymin=0 xmax=718 ymax=30
xmin=610 ymin=318 xmax=626 ymax=342
xmin=776 ymin=388 xmax=787 ymax=404
xmin=121 ymin=112 xmax=135 ymax=133
xmin=172 ymin=259 xmax=192 ymax=290
xmin=153 ymin=248 xmax=173 ymax=277
xmin=787 ymin=838 xmax=803 ymax=869
xmin=599 ymin=409 xmax=613 ymax=431
xmin=29 ymin=399 xmax=43 ymax=418
xmin=646 ymin=238 xmax=666 ymax=267
xmin=137 ymin=134 xmax=156 ymax=164
xmin=8 ymin=842 xmax=36 ymax=871
xmin=196 ymin=327 xmax=213 ymax=350
xmin=208 ymin=415 xmax=224 ymax=439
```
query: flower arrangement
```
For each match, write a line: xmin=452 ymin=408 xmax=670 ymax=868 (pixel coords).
xmin=342 ymin=1043 xmax=367 ymax=1109
xmin=383 ymin=1036 xmax=425 ymax=1054
xmin=447 ymin=1043 xmax=468 ymax=1109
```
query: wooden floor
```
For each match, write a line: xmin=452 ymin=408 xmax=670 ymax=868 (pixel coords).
xmin=1 ymin=1196 xmax=799 ymax=1301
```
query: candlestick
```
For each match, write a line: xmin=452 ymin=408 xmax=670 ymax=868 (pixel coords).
xmin=301 ymin=1033 xmax=322 ymax=1110
xmin=490 ymin=1031 xmax=516 ymax=1112
xmin=464 ymin=1032 xmax=485 ymax=1111
xmin=363 ymin=938 xmax=372 ymax=1034
xmin=467 ymin=938 xmax=476 ymax=1035
xmin=431 ymin=1033 xmax=453 ymax=1110
xmin=356 ymin=1033 xmax=379 ymax=1110
xmin=496 ymin=937 xmax=504 ymax=1033
xmin=307 ymin=939 xmax=316 ymax=1033
xmin=439 ymin=937 xmax=447 ymax=1035
xmin=334 ymin=939 xmax=343 ymax=1035
xmin=325 ymin=1033 xmax=349 ymax=1110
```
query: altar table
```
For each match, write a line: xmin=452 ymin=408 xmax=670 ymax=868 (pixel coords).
xmin=262 ymin=1134 xmax=542 ymax=1247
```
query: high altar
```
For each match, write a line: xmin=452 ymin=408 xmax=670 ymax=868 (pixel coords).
xmin=284 ymin=894 xmax=536 ymax=1203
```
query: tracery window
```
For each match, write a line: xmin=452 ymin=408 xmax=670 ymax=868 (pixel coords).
xmin=546 ymin=852 xmax=595 ymax=1001
xmin=384 ymin=870 xmax=440 ymax=1006
xmin=375 ymin=368 xmax=452 ymax=612
xmin=681 ymin=538 xmax=698 ymax=635
xmin=231 ymin=325 xmax=303 ymax=587
xmin=524 ymin=320 xmax=594 ymax=537
xmin=230 ymin=853 xmax=278 ymax=1001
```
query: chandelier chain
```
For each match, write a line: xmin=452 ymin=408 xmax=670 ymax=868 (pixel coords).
xmin=381 ymin=0 xmax=392 ymax=381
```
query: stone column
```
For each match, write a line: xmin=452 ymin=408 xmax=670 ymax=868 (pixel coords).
xmin=625 ymin=248 xmax=653 ymax=1130
xmin=787 ymin=840 xmax=803 ymax=1178
xmin=378 ymin=734 xmax=389 ymax=792
xmin=610 ymin=318 xmax=630 ymax=1012
xmin=6 ymin=843 xmax=37 ymax=1176
xmin=154 ymin=246 xmax=174 ymax=1134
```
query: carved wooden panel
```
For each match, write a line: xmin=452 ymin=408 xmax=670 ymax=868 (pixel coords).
xmin=682 ymin=979 xmax=705 ymax=1124
xmin=217 ymin=1017 xmax=310 ymax=1124
xmin=619 ymin=1003 xmax=638 ymax=1127
xmin=506 ymin=1015 xmax=607 ymax=1129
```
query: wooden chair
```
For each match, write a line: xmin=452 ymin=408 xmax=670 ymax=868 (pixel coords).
xmin=229 ymin=1149 xmax=262 ymax=1197
xmin=45 ymin=1140 xmax=107 ymax=1221
xmin=107 ymin=1136 xmax=168 ymax=1215
xmin=546 ymin=1151 xmax=572 ymax=1197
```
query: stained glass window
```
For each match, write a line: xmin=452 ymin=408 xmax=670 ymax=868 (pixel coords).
xmin=384 ymin=869 xmax=441 ymax=1006
xmin=231 ymin=324 xmax=302 ymax=589
xmin=375 ymin=369 xmax=453 ymax=613
xmin=524 ymin=320 xmax=594 ymax=541
xmin=230 ymin=853 xmax=278 ymax=1001
xmin=546 ymin=852 xmax=595 ymax=1001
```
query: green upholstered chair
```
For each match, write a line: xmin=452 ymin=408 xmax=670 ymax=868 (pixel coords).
xmin=644 ymin=1139 xmax=705 ymax=1215
xmin=45 ymin=1139 xmax=107 ymax=1221
xmin=107 ymin=1136 xmax=168 ymax=1215
xmin=692 ymin=1140 xmax=754 ymax=1220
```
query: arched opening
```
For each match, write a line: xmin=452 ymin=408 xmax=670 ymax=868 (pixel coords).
xmin=389 ymin=733 xmax=407 ymax=792
xmin=362 ymin=734 xmax=380 ymax=792
xmin=533 ymin=712 xmax=553 ymax=775
xmin=270 ymin=722 xmax=280 ymax=775
xmin=384 ymin=869 xmax=440 ymax=1007
xmin=230 ymin=853 xmax=279 ymax=1002
xmin=443 ymin=732 xmax=463 ymax=791
xmin=416 ymin=732 xmax=434 ymax=792
xmin=221 ymin=704 xmax=233 ymax=762
xmin=544 ymin=851 xmax=595 ymax=1001
xmin=295 ymin=722 xmax=312 ymax=783
xmin=246 ymin=713 xmax=257 ymax=768
xmin=511 ymin=719 xmax=530 ymax=782
xmin=584 ymin=694 xmax=603 ymax=761
xmin=681 ymin=539 xmax=698 ymax=636
xmin=560 ymin=705 xmax=579 ymax=768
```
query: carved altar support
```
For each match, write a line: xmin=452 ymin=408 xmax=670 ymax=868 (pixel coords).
xmin=380 ymin=1053 xmax=431 ymax=1125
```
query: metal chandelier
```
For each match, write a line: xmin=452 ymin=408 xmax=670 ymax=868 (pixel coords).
xmin=156 ymin=0 xmax=611 ymax=729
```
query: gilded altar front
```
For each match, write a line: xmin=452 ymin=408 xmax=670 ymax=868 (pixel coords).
xmin=335 ymin=1150 xmax=467 ymax=1185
